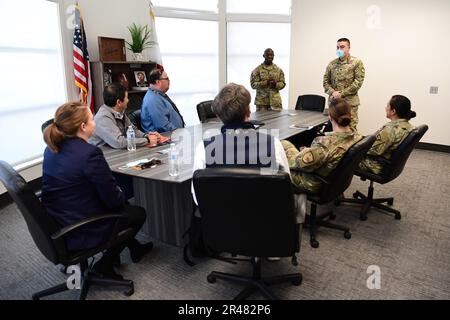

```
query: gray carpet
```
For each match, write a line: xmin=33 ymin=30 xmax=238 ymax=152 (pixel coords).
xmin=1 ymin=149 xmax=449 ymax=300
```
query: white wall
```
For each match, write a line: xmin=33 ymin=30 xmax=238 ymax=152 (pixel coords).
xmin=290 ymin=0 xmax=450 ymax=145
xmin=59 ymin=0 xmax=154 ymax=100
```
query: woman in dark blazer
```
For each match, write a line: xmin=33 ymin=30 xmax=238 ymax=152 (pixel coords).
xmin=42 ymin=102 xmax=152 ymax=279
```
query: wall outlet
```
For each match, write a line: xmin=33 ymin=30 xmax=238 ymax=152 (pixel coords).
xmin=430 ymin=86 xmax=439 ymax=94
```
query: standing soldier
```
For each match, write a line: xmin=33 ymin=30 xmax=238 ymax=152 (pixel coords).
xmin=323 ymin=38 xmax=365 ymax=131
xmin=250 ymin=48 xmax=286 ymax=111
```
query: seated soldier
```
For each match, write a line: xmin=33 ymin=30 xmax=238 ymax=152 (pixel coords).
xmin=359 ymin=95 xmax=417 ymax=174
xmin=282 ymin=98 xmax=363 ymax=193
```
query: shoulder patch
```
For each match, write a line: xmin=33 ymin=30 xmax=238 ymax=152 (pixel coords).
xmin=302 ymin=151 xmax=314 ymax=164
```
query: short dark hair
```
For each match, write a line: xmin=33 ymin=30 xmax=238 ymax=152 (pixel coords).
xmin=390 ymin=95 xmax=417 ymax=120
xmin=103 ymin=83 xmax=127 ymax=107
xmin=329 ymin=98 xmax=351 ymax=127
xmin=212 ymin=83 xmax=251 ymax=124
xmin=337 ymin=37 xmax=350 ymax=46
xmin=148 ymin=68 xmax=163 ymax=85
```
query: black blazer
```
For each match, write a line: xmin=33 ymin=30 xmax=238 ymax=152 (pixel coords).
xmin=42 ymin=138 xmax=125 ymax=250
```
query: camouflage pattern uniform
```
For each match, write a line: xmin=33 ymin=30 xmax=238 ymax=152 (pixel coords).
xmin=359 ymin=119 xmax=415 ymax=174
xmin=323 ymin=56 xmax=365 ymax=131
xmin=282 ymin=131 xmax=363 ymax=193
xmin=250 ymin=63 xmax=286 ymax=111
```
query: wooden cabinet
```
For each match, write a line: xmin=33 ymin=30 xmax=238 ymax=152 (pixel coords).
xmin=90 ymin=61 xmax=156 ymax=113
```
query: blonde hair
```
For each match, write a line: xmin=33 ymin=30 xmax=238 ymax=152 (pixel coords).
xmin=43 ymin=102 xmax=89 ymax=153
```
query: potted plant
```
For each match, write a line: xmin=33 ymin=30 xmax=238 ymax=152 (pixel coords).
xmin=126 ymin=23 xmax=153 ymax=61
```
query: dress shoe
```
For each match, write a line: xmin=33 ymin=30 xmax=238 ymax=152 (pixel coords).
xmin=130 ymin=241 xmax=154 ymax=263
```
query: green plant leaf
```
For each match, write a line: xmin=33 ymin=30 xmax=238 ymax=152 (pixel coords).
xmin=126 ymin=23 xmax=153 ymax=53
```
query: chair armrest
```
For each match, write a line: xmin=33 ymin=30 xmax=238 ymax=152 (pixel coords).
xmin=51 ymin=213 xmax=128 ymax=240
xmin=289 ymin=167 xmax=330 ymax=185
xmin=365 ymin=154 xmax=392 ymax=167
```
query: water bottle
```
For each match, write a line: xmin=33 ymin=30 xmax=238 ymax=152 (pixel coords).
xmin=126 ymin=126 xmax=136 ymax=151
xmin=168 ymin=143 xmax=179 ymax=177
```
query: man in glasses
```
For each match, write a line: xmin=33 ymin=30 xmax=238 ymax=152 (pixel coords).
xmin=141 ymin=68 xmax=185 ymax=133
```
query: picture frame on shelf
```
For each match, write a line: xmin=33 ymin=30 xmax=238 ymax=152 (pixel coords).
xmin=134 ymin=71 xmax=148 ymax=87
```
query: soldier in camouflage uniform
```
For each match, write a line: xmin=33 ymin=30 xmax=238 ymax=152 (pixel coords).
xmin=250 ymin=48 xmax=286 ymax=111
xmin=282 ymin=98 xmax=363 ymax=193
xmin=359 ymin=95 xmax=417 ymax=175
xmin=323 ymin=38 xmax=365 ymax=132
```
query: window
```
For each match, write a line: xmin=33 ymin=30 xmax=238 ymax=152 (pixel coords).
xmin=152 ymin=0 xmax=218 ymax=12
xmin=227 ymin=0 xmax=291 ymax=15
xmin=157 ymin=17 xmax=218 ymax=125
xmin=152 ymin=0 xmax=291 ymax=120
xmin=227 ymin=22 xmax=291 ymax=111
xmin=0 ymin=0 xmax=66 ymax=165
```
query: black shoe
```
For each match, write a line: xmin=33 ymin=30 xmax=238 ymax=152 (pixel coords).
xmin=130 ymin=242 xmax=154 ymax=263
xmin=113 ymin=255 xmax=121 ymax=268
xmin=92 ymin=262 xmax=124 ymax=280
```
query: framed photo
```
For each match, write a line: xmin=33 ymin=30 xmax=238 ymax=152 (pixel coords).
xmin=134 ymin=71 xmax=148 ymax=87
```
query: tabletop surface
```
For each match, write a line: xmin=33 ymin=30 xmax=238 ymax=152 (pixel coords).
xmin=102 ymin=110 xmax=328 ymax=183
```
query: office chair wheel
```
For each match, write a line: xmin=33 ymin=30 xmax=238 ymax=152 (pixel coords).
xmin=344 ymin=231 xmax=352 ymax=239
xmin=292 ymin=278 xmax=302 ymax=286
xmin=360 ymin=214 xmax=367 ymax=221
xmin=395 ymin=213 xmax=401 ymax=220
xmin=353 ymin=192 xmax=359 ymax=199
xmin=334 ymin=199 xmax=340 ymax=206
xmin=329 ymin=212 xmax=336 ymax=220
xmin=387 ymin=199 xmax=394 ymax=206
xmin=207 ymin=275 xmax=217 ymax=283
xmin=124 ymin=288 xmax=134 ymax=297
xmin=123 ymin=283 xmax=134 ymax=297
xmin=310 ymin=239 xmax=319 ymax=248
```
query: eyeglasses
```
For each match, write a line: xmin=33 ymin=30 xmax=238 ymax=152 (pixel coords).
xmin=159 ymin=77 xmax=170 ymax=81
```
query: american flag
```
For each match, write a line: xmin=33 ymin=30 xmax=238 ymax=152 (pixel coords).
xmin=73 ymin=5 xmax=94 ymax=112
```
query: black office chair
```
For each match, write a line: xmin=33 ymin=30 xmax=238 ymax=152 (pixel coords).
xmin=41 ymin=119 xmax=54 ymax=133
xmin=128 ymin=109 xmax=143 ymax=132
xmin=0 ymin=160 xmax=136 ymax=300
xmin=337 ymin=125 xmax=428 ymax=221
xmin=193 ymin=167 xmax=302 ymax=300
xmin=196 ymin=100 xmax=218 ymax=123
xmin=295 ymin=94 xmax=326 ymax=112
xmin=292 ymin=134 xmax=376 ymax=248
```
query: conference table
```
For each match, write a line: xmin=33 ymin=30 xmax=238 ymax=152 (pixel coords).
xmin=101 ymin=109 xmax=328 ymax=247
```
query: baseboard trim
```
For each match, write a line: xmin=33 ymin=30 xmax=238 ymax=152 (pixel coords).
xmin=416 ymin=142 xmax=450 ymax=154
xmin=0 ymin=177 xmax=42 ymax=210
